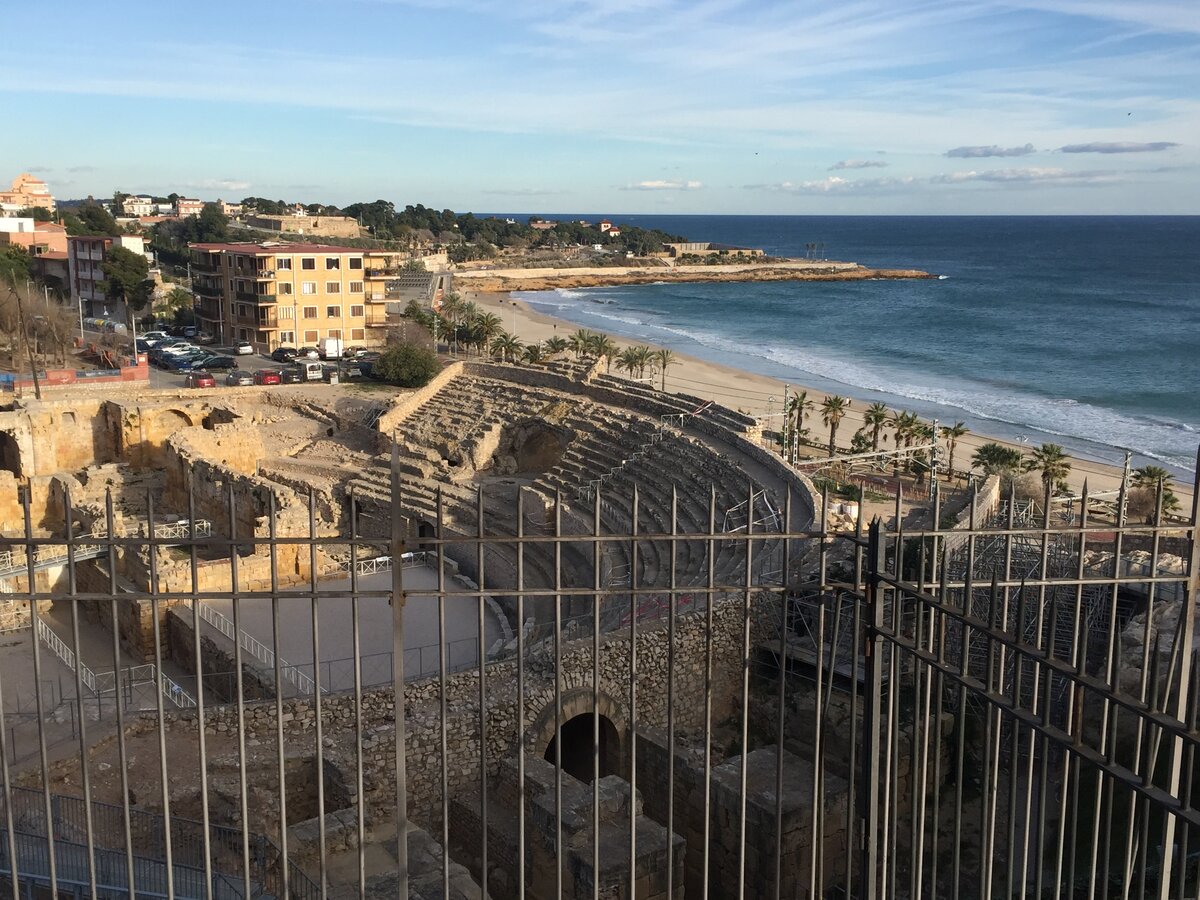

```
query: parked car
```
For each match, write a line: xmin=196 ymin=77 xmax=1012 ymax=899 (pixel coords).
xmin=341 ymin=346 xmax=369 ymax=359
xmin=141 ymin=331 xmax=170 ymax=346
xmin=271 ymin=346 xmax=299 ymax=363
xmin=184 ymin=371 xmax=216 ymax=389
xmin=280 ymin=368 xmax=306 ymax=384
xmin=253 ymin=369 xmax=281 ymax=385
xmin=235 ymin=340 xmax=254 ymax=355
xmin=318 ymin=337 xmax=343 ymax=359
xmin=168 ymin=354 xmax=207 ymax=371
xmin=195 ymin=332 xmax=218 ymax=345
xmin=182 ymin=326 xmax=198 ymax=338
xmin=296 ymin=346 xmax=320 ymax=360
xmin=195 ymin=355 xmax=237 ymax=371
xmin=135 ymin=339 xmax=152 ymax=353
xmin=225 ymin=371 xmax=255 ymax=387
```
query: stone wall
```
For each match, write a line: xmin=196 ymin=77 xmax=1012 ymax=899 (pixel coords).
xmin=374 ymin=361 xmax=466 ymax=436
xmin=166 ymin=607 xmax=276 ymax=702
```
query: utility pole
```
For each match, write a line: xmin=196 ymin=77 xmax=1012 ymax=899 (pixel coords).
xmin=782 ymin=384 xmax=790 ymax=462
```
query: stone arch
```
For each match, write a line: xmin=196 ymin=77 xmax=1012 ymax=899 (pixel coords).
xmin=0 ymin=430 xmax=21 ymax=477
xmin=528 ymin=687 xmax=629 ymax=778
xmin=544 ymin=713 xmax=621 ymax=783
xmin=152 ymin=408 xmax=196 ymax=431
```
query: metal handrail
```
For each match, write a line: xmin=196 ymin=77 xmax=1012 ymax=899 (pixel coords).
xmin=195 ymin=601 xmax=318 ymax=696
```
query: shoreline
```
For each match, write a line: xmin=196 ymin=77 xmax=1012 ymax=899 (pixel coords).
xmin=466 ymin=290 xmax=1196 ymax=505
xmin=451 ymin=259 xmax=933 ymax=293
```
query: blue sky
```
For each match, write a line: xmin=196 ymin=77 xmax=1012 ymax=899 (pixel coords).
xmin=2 ymin=0 xmax=1197 ymax=214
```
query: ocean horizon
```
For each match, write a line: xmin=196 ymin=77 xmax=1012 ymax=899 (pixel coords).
xmin=501 ymin=214 xmax=1200 ymax=479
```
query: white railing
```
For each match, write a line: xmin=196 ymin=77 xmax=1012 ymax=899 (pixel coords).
xmin=0 ymin=522 xmax=210 ymax=581
xmin=336 ymin=551 xmax=428 ymax=578
xmin=34 ymin=617 xmax=195 ymax=708
xmin=151 ymin=519 xmax=212 ymax=541
xmin=195 ymin=601 xmax=318 ymax=696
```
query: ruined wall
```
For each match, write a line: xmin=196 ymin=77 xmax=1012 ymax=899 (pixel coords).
xmin=0 ymin=399 xmax=113 ymax=478
xmin=166 ymin=607 xmax=276 ymax=702
xmin=374 ymin=361 xmax=465 ymax=436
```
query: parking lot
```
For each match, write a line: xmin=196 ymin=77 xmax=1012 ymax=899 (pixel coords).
xmin=146 ymin=343 xmax=288 ymax=389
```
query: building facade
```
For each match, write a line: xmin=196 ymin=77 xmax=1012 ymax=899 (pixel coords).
xmin=245 ymin=214 xmax=361 ymax=238
xmin=121 ymin=196 xmax=155 ymax=217
xmin=0 ymin=219 xmax=67 ymax=255
xmin=67 ymin=234 xmax=151 ymax=319
xmin=0 ymin=173 xmax=55 ymax=216
xmin=174 ymin=198 xmax=204 ymax=217
xmin=189 ymin=242 xmax=382 ymax=350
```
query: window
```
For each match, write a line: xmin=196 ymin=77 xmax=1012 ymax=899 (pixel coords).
xmin=349 ymin=281 xmax=363 ymax=293
xmin=304 ymin=330 xmax=318 ymax=343
xmin=278 ymin=282 xmax=293 ymax=295
xmin=326 ymin=305 xmax=339 ymax=318
xmin=325 ymin=258 xmax=340 ymax=270
xmin=301 ymin=257 xmax=315 ymax=270
xmin=327 ymin=329 xmax=341 ymax=339
xmin=277 ymin=258 xmax=292 ymax=270
xmin=301 ymin=282 xmax=317 ymax=294
xmin=349 ymin=258 xmax=362 ymax=270
xmin=349 ymin=305 xmax=364 ymax=318
xmin=351 ymin=328 xmax=365 ymax=341
xmin=303 ymin=306 xmax=318 ymax=319
xmin=279 ymin=307 xmax=294 ymax=320
xmin=325 ymin=281 xmax=340 ymax=294
xmin=279 ymin=331 xmax=295 ymax=344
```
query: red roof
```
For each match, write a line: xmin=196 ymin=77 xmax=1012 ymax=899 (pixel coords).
xmin=37 ymin=251 xmax=67 ymax=260
xmin=190 ymin=241 xmax=364 ymax=255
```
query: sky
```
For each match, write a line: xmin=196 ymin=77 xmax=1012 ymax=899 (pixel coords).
xmin=1 ymin=0 xmax=1197 ymax=215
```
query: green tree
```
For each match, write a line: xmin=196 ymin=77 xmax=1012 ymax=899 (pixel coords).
xmin=522 ymin=343 xmax=545 ymax=364
xmin=0 ymin=246 xmax=31 ymax=287
xmin=864 ymin=402 xmax=889 ymax=452
xmin=490 ymin=332 xmax=522 ymax=362
xmin=787 ymin=392 xmax=814 ymax=461
xmin=569 ymin=328 xmax=596 ymax=359
xmin=100 ymin=246 xmax=153 ymax=319
xmin=653 ymin=348 xmax=676 ymax=390
xmin=544 ymin=336 xmax=569 ymax=357
xmin=373 ymin=342 xmax=442 ymax=387
xmin=66 ymin=203 xmax=118 ymax=236
xmin=820 ymin=395 xmax=851 ymax=456
xmin=196 ymin=204 xmax=229 ymax=242
xmin=971 ymin=442 xmax=1024 ymax=477
xmin=1023 ymin=443 xmax=1071 ymax=496
xmin=16 ymin=206 xmax=53 ymax=222
xmin=940 ymin=422 xmax=969 ymax=480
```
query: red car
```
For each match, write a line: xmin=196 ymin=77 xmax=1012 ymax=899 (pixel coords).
xmin=253 ymin=369 xmax=282 ymax=386
xmin=184 ymin=371 xmax=216 ymax=389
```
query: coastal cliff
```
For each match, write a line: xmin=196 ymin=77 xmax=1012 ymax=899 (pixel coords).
xmin=452 ymin=261 xmax=934 ymax=292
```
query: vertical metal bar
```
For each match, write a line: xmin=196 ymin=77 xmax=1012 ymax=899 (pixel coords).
xmin=187 ymin=479 xmax=214 ymax=900
xmin=592 ymin=489 xmax=602 ymax=900
xmin=308 ymin=488 xmax=328 ymax=900
xmin=553 ymin=489 xmax=564 ymax=900
xmin=476 ymin=487 xmax=488 ymax=900
xmin=0 ymin=587 xmax=18 ymax=900
xmin=809 ymin=587 xmax=826 ymax=900
xmin=267 ymin=491 xmax=290 ymax=900
xmin=861 ymin=518 xmax=886 ymax=900
xmin=104 ymin=490 xmax=136 ymax=899
xmin=434 ymin=487 xmax=449 ymax=898
xmin=25 ymin=487 xmax=59 ymax=898
xmin=847 ymin=494 xmax=864 ymax=897
xmin=702 ymin=485 xmax=716 ymax=900
xmin=227 ymin=483 xmax=253 ymax=899
xmin=773 ymin=489 xmax=791 ymax=900
xmin=516 ymin=487 xmax=526 ymax=900
xmin=629 ymin=484 xmax=639 ymax=895
xmin=62 ymin=486 xmax=98 ymax=899
xmin=667 ymin=486 xmax=678 ymax=900
xmin=349 ymin=488 xmax=366 ymax=900
xmin=146 ymin=489 xmax=173 ymax=900
xmin=389 ymin=442 xmax=410 ymax=896
xmin=737 ymin=480 xmax=755 ymax=899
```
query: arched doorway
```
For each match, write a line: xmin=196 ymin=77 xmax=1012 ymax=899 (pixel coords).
xmin=544 ymin=713 xmax=620 ymax=784
xmin=0 ymin=431 xmax=21 ymax=477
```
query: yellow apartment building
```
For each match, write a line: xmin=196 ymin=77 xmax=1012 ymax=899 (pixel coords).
xmin=190 ymin=242 xmax=375 ymax=351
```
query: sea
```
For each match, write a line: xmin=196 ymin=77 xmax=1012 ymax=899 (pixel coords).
xmin=504 ymin=215 xmax=1200 ymax=478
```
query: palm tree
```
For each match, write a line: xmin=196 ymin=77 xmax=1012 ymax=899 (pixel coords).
xmin=473 ymin=312 xmax=502 ymax=356
xmin=623 ymin=345 xmax=653 ymax=379
xmin=1023 ymin=443 xmax=1071 ymax=495
xmin=544 ymin=336 xmax=568 ymax=357
xmin=1132 ymin=465 xmax=1173 ymax=491
xmin=939 ymin=422 xmax=968 ymax=480
xmin=569 ymin=328 xmax=596 ymax=359
xmin=864 ymin=402 xmax=889 ymax=452
xmin=653 ymin=348 xmax=675 ymax=390
xmin=594 ymin=335 xmax=618 ymax=370
xmin=616 ymin=346 xmax=639 ymax=377
xmin=490 ymin=332 xmax=522 ymax=362
xmin=971 ymin=442 xmax=1024 ymax=477
xmin=439 ymin=293 xmax=465 ymax=354
xmin=820 ymin=395 xmax=851 ymax=456
xmin=522 ymin=342 xmax=545 ymax=365
xmin=786 ymin=392 xmax=814 ymax=462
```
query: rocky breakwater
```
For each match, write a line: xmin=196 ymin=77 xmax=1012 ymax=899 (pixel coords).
xmin=453 ymin=259 xmax=935 ymax=293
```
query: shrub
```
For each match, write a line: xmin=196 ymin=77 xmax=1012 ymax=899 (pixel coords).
xmin=373 ymin=342 xmax=441 ymax=388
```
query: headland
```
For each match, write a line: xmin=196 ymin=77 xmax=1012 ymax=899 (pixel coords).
xmin=452 ymin=259 xmax=934 ymax=292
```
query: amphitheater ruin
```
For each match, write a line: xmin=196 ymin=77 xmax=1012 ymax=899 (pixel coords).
xmin=0 ymin=356 xmax=1195 ymax=900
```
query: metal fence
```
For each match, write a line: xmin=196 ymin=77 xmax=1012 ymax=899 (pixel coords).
xmin=0 ymin=456 xmax=1194 ymax=899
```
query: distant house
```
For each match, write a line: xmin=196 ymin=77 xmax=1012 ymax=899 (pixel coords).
xmin=663 ymin=241 xmax=764 ymax=259
xmin=598 ymin=220 xmax=614 ymax=232
xmin=121 ymin=196 xmax=155 ymax=217
xmin=606 ymin=227 xmax=622 ymax=239
xmin=0 ymin=172 xmax=56 ymax=216
xmin=0 ymin=218 xmax=67 ymax=255
xmin=68 ymin=234 xmax=152 ymax=318
xmin=247 ymin=214 xmax=361 ymax=238
xmin=219 ymin=199 xmax=243 ymax=217
xmin=529 ymin=219 xmax=558 ymax=231
xmin=174 ymin=197 xmax=205 ymax=217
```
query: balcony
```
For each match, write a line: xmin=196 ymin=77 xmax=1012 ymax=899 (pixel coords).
xmin=254 ymin=270 xmax=276 ymax=279
xmin=365 ymin=309 xmax=399 ymax=327
xmin=365 ymin=267 xmax=404 ymax=278
xmin=191 ymin=259 xmax=221 ymax=274
xmin=234 ymin=312 xmax=278 ymax=329
xmin=193 ymin=281 xmax=222 ymax=298
xmin=235 ymin=290 xmax=276 ymax=304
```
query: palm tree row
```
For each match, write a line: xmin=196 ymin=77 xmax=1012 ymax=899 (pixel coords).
xmin=970 ymin=441 xmax=1072 ymax=495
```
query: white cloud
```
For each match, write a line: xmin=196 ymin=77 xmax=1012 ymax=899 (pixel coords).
xmin=930 ymin=167 xmax=1118 ymax=185
xmin=181 ymin=178 xmax=252 ymax=192
xmin=1059 ymin=141 xmax=1179 ymax=153
xmin=945 ymin=143 xmax=1036 ymax=158
xmin=747 ymin=176 xmax=915 ymax=194
xmin=829 ymin=159 xmax=889 ymax=170
xmin=621 ymin=179 xmax=704 ymax=191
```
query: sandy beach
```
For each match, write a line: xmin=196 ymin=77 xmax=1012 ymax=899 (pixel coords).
xmin=466 ymin=290 xmax=1195 ymax=507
